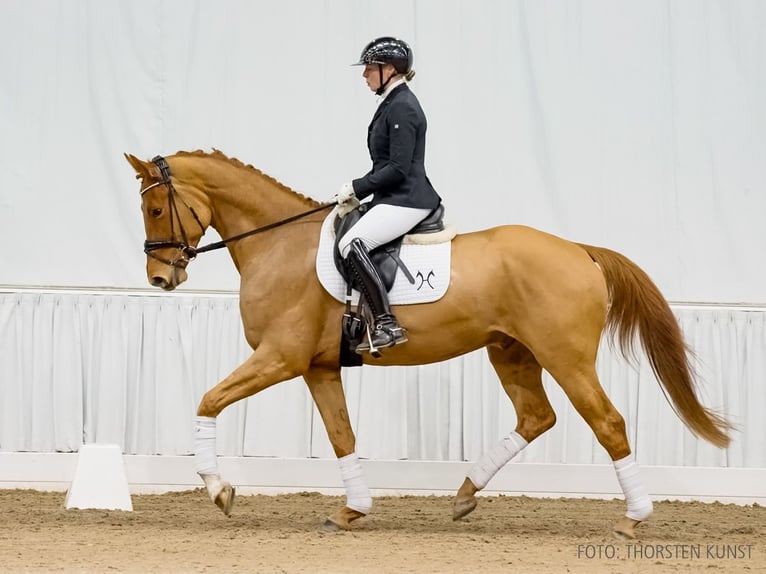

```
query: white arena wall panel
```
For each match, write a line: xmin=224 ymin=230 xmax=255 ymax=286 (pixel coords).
xmin=1 ymin=288 xmax=764 ymax=502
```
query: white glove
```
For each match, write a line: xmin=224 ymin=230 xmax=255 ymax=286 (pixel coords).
xmin=336 ymin=182 xmax=356 ymax=204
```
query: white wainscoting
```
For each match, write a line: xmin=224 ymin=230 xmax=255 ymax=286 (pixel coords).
xmin=0 ymin=453 xmax=763 ymax=505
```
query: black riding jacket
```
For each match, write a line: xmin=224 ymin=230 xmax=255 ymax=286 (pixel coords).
xmin=352 ymin=83 xmax=441 ymax=210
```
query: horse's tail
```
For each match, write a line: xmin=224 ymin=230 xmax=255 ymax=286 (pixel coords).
xmin=578 ymin=243 xmax=732 ymax=448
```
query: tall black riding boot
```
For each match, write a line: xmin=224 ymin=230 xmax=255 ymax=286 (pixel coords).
xmin=346 ymin=238 xmax=408 ymax=353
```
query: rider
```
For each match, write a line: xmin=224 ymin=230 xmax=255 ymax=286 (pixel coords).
xmin=337 ymin=36 xmax=442 ymax=353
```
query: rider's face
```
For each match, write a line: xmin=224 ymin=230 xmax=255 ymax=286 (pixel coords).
xmin=363 ymin=63 xmax=396 ymax=93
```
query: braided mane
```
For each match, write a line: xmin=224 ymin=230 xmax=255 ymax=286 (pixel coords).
xmin=174 ymin=149 xmax=320 ymax=206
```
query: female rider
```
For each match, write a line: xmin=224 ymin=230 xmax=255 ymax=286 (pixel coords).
xmin=337 ymin=36 xmax=442 ymax=353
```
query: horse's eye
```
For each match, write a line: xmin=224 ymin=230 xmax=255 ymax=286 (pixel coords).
xmin=150 ymin=207 xmax=163 ymax=218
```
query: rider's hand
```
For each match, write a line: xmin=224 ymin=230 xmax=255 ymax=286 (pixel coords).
xmin=336 ymin=182 xmax=356 ymax=205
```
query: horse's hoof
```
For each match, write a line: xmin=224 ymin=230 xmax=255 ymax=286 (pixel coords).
xmin=452 ymin=496 xmax=478 ymax=521
xmin=214 ymin=484 xmax=236 ymax=516
xmin=323 ymin=507 xmax=366 ymax=531
xmin=613 ymin=516 xmax=641 ymax=540
xmin=321 ymin=518 xmax=346 ymax=532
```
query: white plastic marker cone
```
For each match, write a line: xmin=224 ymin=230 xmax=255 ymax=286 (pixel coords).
xmin=65 ymin=443 xmax=133 ymax=511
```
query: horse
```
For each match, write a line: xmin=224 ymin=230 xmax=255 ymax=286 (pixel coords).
xmin=125 ymin=149 xmax=731 ymax=539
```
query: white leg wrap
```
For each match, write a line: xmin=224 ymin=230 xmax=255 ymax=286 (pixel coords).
xmin=339 ymin=452 xmax=372 ymax=515
xmin=614 ymin=454 xmax=653 ymax=521
xmin=468 ymin=431 xmax=529 ymax=490
xmin=194 ymin=416 xmax=219 ymax=475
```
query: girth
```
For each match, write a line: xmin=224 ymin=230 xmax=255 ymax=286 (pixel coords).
xmin=333 ymin=203 xmax=445 ymax=291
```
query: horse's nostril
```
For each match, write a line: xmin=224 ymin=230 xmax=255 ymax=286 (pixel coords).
xmin=151 ymin=276 xmax=168 ymax=288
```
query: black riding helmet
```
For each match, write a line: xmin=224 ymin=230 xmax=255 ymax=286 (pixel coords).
xmin=352 ymin=37 xmax=413 ymax=95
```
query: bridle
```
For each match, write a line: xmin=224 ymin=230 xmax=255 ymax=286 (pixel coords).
xmin=141 ymin=156 xmax=206 ymax=268
xmin=141 ymin=155 xmax=334 ymax=269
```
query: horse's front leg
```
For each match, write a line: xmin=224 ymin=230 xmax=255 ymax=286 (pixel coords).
xmin=304 ymin=366 xmax=371 ymax=531
xmin=194 ymin=346 xmax=300 ymax=515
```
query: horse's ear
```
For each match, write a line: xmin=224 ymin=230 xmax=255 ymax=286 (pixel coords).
xmin=124 ymin=153 xmax=157 ymax=181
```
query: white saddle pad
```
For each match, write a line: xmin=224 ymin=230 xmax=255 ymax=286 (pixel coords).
xmin=315 ymin=208 xmax=452 ymax=305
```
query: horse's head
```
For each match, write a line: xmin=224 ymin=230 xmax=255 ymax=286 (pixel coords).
xmin=125 ymin=153 xmax=212 ymax=290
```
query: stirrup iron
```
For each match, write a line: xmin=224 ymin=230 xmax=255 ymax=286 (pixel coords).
xmin=356 ymin=322 xmax=408 ymax=355
xmin=363 ymin=325 xmax=383 ymax=358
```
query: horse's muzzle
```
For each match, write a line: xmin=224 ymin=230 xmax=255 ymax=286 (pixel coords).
xmin=147 ymin=259 xmax=188 ymax=291
xmin=150 ymin=275 xmax=173 ymax=290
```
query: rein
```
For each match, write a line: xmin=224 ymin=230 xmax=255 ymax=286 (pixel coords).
xmin=142 ymin=155 xmax=334 ymax=267
xmin=193 ymin=202 xmax=334 ymax=255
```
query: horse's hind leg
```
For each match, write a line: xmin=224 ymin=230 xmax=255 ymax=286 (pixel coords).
xmin=546 ymin=361 xmax=652 ymax=539
xmin=454 ymin=341 xmax=556 ymax=520
xmin=304 ymin=366 xmax=370 ymax=531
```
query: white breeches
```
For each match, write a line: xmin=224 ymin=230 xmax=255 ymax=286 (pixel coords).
xmin=338 ymin=203 xmax=432 ymax=258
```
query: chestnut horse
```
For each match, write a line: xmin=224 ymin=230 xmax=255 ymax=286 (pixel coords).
xmin=126 ymin=150 xmax=730 ymax=539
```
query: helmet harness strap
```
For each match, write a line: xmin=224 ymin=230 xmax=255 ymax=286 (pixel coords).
xmin=375 ymin=64 xmax=396 ymax=96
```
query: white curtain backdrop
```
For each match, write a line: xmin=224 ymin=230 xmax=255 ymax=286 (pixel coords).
xmin=1 ymin=2 xmax=764 ymax=469
xmin=1 ymin=290 xmax=762 ymax=468
xmin=0 ymin=0 xmax=764 ymax=302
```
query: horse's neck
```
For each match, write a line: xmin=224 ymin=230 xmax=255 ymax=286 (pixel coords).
xmin=184 ymin=158 xmax=317 ymax=267
xmin=208 ymin=178 xmax=308 ymax=236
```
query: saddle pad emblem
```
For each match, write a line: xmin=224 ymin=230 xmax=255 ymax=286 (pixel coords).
xmin=315 ymin=209 xmax=451 ymax=305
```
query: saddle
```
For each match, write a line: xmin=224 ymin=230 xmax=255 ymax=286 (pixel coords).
xmin=333 ymin=202 xmax=446 ymax=367
xmin=332 ymin=202 xmax=446 ymax=290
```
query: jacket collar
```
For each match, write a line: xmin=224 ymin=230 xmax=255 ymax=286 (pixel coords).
xmin=376 ymin=78 xmax=407 ymax=104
